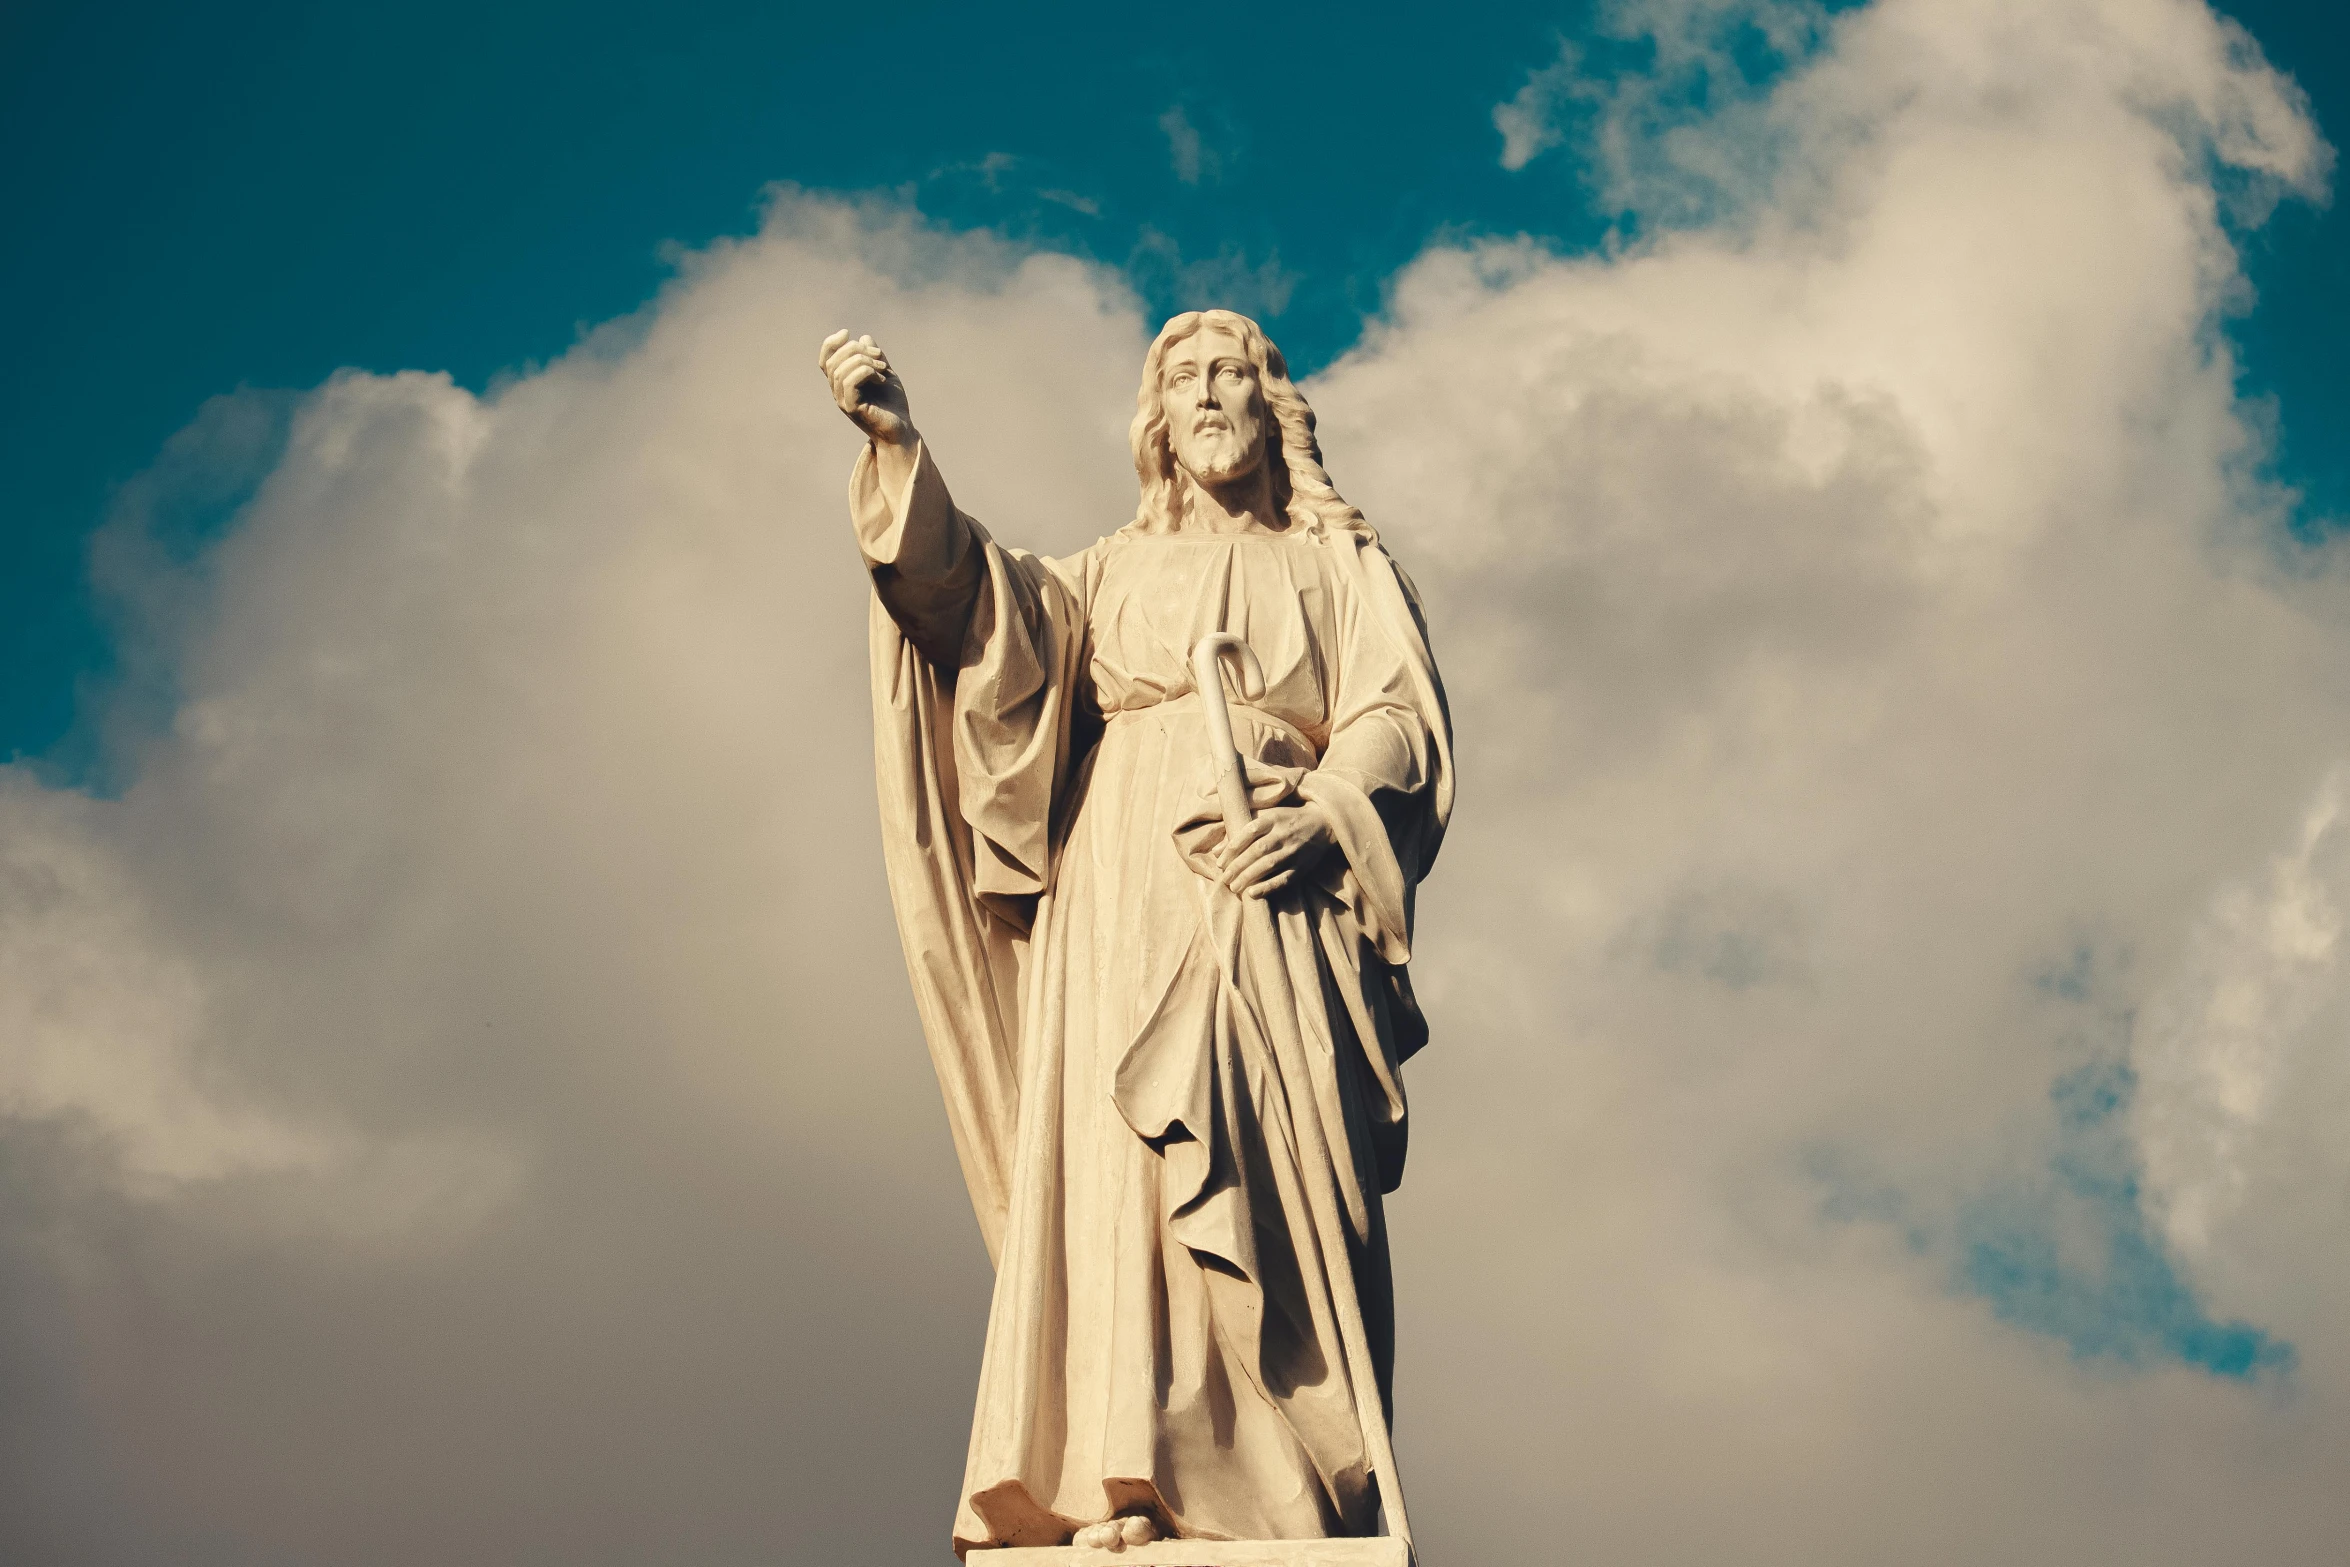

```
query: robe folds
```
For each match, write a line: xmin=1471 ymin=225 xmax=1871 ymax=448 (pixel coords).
xmin=851 ymin=441 xmax=1453 ymax=1554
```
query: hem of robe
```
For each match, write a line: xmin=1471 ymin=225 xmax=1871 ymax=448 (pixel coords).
xmin=957 ymin=1475 xmax=1382 ymax=1559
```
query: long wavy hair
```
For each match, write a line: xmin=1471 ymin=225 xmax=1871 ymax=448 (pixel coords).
xmin=1126 ymin=310 xmax=1376 ymax=541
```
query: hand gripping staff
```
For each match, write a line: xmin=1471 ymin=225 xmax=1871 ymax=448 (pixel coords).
xmin=1189 ymin=632 xmax=1415 ymax=1557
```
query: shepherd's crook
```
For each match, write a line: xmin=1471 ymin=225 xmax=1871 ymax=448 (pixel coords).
xmin=1191 ymin=633 xmax=1266 ymax=838
xmin=1189 ymin=632 xmax=1415 ymax=1556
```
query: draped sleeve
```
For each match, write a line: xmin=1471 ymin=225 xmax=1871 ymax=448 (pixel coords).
xmin=851 ymin=440 xmax=1095 ymax=1259
xmin=851 ymin=440 xmax=1095 ymax=921
xmin=853 ymin=439 xmax=987 ymax=665
xmin=1297 ymin=537 xmax=1455 ymax=975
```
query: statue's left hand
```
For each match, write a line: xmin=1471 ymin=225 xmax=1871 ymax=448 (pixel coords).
xmin=1220 ymin=801 xmax=1338 ymax=898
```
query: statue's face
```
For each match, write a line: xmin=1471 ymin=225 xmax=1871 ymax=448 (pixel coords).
xmin=1160 ymin=328 xmax=1267 ymax=488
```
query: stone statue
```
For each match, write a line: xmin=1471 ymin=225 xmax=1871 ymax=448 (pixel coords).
xmin=821 ymin=311 xmax=1453 ymax=1562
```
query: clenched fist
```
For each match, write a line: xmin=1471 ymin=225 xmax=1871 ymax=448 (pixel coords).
xmin=819 ymin=329 xmax=917 ymax=448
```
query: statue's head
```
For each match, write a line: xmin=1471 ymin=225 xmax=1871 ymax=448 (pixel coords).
xmin=1129 ymin=310 xmax=1373 ymax=539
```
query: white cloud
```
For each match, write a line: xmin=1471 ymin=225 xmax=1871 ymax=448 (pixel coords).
xmin=2137 ymin=771 xmax=2350 ymax=1273
xmin=0 ymin=197 xmax=1150 ymax=1562
xmin=1494 ymin=43 xmax=1580 ymax=171
xmin=1494 ymin=3 xmax=1837 ymax=185
xmin=5 ymin=1 xmax=2350 ymax=1562
xmin=0 ymin=774 xmax=325 ymax=1184
xmin=1370 ymin=0 xmax=2349 ymax=1554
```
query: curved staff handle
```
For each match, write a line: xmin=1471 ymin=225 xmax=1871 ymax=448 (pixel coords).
xmin=1191 ymin=632 xmax=1268 ymax=838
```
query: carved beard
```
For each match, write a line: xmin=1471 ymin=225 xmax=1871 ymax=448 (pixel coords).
xmin=1173 ymin=420 xmax=1265 ymax=488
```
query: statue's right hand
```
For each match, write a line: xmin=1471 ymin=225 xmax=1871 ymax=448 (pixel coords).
xmin=819 ymin=329 xmax=916 ymax=448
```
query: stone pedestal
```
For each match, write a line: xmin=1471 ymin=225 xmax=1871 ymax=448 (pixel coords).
xmin=983 ymin=1540 xmax=1409 ymax=1567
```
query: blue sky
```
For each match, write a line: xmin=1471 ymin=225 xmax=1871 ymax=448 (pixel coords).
xmin=3 ymin=0 xmax=2341 ymax=767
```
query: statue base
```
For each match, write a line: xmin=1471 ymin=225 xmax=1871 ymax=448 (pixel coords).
xmin=982 ymin=1540 xmax=1409 ymax=1567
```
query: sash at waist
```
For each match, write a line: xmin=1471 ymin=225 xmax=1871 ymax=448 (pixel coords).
xmin=1104 ymin=689 xmax=1322 ymax=763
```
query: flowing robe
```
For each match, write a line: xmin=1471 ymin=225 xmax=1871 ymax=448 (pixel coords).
xmin=851 ymin=441 xmax=1452 ymax=1553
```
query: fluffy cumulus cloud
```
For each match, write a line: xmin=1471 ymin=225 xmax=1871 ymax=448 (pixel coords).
xmin=2 ymin=1 xmax=2346 ymax=1562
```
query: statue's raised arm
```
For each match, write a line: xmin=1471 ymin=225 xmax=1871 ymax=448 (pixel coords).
xmin=820 ymin=329 xmax=993 ymax=668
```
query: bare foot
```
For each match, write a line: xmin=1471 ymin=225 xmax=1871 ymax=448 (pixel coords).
xmin=1072 ymin=1516 xmax=1159 ymax=1551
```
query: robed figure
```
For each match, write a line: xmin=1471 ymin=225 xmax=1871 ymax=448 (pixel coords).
xmin=820 ymin=311 xmax=1453 ymax=1556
